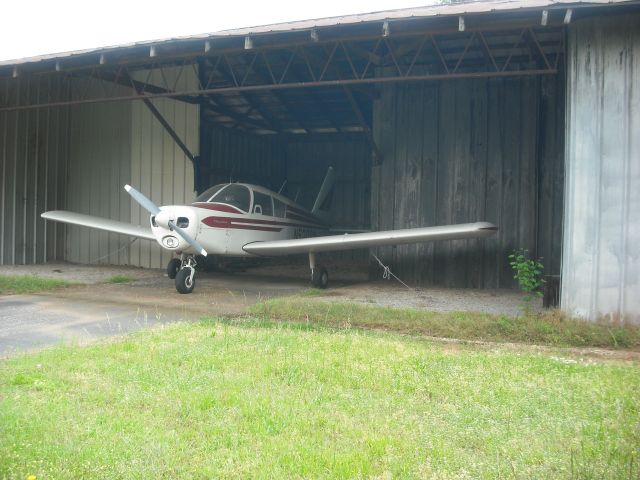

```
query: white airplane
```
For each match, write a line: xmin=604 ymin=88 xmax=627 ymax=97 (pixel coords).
xmin=41 ymin=167 xmax=497 ymax=294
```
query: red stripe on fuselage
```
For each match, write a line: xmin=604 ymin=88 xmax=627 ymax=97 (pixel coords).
xmin=201 ymin=216 xmax=282 ymax=232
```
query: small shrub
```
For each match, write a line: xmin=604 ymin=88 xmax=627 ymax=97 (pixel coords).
xmin=509 ymin=249 xmax=545 ymax=314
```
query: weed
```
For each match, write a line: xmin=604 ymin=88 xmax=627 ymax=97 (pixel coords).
xmin=0 ymin=275 xmax=74 ymax=295
xmin=249 ymin=298 xmax=640 ymax=350
xmin=509 ymin=248 xmax=545 ymax=314
xmin=105 ymin=275 xmax=135 ymax=284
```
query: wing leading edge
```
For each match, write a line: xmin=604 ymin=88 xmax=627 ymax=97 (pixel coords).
xmin=243 ymin=222 xmax=497 ymax=256
xmin=41 ymin=211 xmax=155 ymax=241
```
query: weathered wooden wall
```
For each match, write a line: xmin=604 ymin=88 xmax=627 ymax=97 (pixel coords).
xmin=199 ymin=128 xmax=371 ymax=231
xmin=199 ymin=126 xmax=286 ymax=193
xmin=372 ymin=73 xmax=565 ymax=288
xmin=285 ymin=134 xmax=371 ymax=229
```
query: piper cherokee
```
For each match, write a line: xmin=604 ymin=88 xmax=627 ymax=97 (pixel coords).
xmin=41 ymin=167 xmax=498 ymax=294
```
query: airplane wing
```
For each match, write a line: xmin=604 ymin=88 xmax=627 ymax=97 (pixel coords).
xmin=41 ymin=211 xmax=156 ymax=241
xmin=243 ymin=222 xmax=497 ymax=256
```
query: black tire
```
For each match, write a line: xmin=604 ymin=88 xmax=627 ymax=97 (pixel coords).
xmin=311 ymin=266 xmax=329 ymax=289
xmin=175 ymin=268 xmax=195 ymax=294
xmin=167 ymin=258 xmax=181 ymax=279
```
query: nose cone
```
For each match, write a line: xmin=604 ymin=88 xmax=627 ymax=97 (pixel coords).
xmin=154 ymin=210 xmax=175 ymax=229
xmin=150 ymin=206 xmax=200 ymax=254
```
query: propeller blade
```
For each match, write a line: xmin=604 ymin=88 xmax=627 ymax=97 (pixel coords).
xmin=169 ymin=221 xmax=208 ymax=257
xmin=124 ymin=184 xmax=160 ymax=215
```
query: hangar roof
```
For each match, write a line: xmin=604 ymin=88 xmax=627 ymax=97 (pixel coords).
xmin=0 ymin=0 xmax=636 ymax=68
xmin=1 ymin=0 xmax=638 ymax=137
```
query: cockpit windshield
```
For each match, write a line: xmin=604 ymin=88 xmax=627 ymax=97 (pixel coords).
xmin=195 ymin=184 xmax=226 ymax=203
xmin=209 ymin=184 xmax=251 ymax=212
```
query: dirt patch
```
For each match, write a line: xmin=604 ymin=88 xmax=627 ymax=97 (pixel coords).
xmin=2 ymin=261 xmax=538 ymax=317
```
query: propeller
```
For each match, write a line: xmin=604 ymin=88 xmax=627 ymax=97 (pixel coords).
xmin=124 ymin=185 xmax=207 ymax=257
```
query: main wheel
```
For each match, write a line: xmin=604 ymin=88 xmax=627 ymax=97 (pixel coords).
xmin=175 ymin=268 xmax=195 ymax=294
xmin=311 ymin=266 xmax=329 ymax=289
xmin=167 ymin=258 xmax=181 ymax=279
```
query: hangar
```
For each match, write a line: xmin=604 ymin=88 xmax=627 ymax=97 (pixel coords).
xmin=0 ymin=0 xmax=638 ymax=322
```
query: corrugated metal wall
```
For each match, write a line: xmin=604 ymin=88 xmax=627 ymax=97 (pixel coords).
xmin=65 ymin=66 xmax=199 ymax=268
xmin=371 ymin=74 xmax=565 ymax=288
xmin=562 ymin=14 xmax=640 ymax=323
xmin=0 ymin=77 xmax=69 ymax=265
xmin=66 ymin=80 xmax=132 ymax=266
xmin=130 ymin=68 xmax=198 ymax=269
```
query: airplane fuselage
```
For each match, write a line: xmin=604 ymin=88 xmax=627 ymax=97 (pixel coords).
xmin=149 ymin=183 xmax=329 ymax=257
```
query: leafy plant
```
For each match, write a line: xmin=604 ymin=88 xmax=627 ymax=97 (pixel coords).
xmin=509 ymin=249 xmax=545 ymax=314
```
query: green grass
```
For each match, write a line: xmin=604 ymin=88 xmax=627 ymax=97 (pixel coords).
xmin=105 ymin=274 xmax=135 ymax=284
xmin=1 ymin=319 xmax=639 ymax=479
xmin=249 ymin=298 xmax=640 ymax=350
xmin=0 ymin=275 xmax=74 ymax=295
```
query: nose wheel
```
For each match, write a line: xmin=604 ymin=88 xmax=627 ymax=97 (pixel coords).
xmin=174 ymin=256 xmax=197 ymax=294
xmin=167 ymin=258 xmax=181 ymax=279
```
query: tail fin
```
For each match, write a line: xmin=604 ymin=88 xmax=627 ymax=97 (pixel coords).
xmin=312 ymin=166 xmax=336 ymax=215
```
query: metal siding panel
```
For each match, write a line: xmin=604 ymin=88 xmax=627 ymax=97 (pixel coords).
xmin=0 ymin=82 xmax=7 ymax=264
xmin=0 ymin=77 xmax=68 ymax=265
xmin=66 ymin=79 xmax=132 ymax=265
xmin=562 ymin=14 xmax=640 ymax=323
xmin=130 ymin=66 xmax=198 ymax=268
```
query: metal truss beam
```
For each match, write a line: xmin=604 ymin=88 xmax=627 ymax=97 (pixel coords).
xmin=0 ymin=26 xmax=564 ymax=112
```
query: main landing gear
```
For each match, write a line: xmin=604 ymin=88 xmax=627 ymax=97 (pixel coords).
xmin=169 ymin=255 xmax=198 ymax=294
xmin=309 ymin=252 xmax=329 ymax=289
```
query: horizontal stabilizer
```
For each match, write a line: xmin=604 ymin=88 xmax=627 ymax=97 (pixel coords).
xmin=243 ymin=222 xmax=497 ymax=256
xmin=41 ymin=211 xmax=155 ymax=241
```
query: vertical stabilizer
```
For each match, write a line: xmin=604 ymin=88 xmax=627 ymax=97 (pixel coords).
xmin=312 ymin=166 xmax=336 ymax=214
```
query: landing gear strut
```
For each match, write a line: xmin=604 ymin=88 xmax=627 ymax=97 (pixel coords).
xmin=174 ymin=255 xmax=197 ymax=294
xmin=309 ymin=252 xmax=329 ymax=289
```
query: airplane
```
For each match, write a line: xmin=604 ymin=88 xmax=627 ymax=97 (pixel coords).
xmin=41 ymin=167 xmax=498 ymax=294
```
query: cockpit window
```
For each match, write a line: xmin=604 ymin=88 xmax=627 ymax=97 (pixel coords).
xmin=209 ymin=184 xmax=251 ymax=212
xmin=195 ymin=184 xmax=226 ymax=202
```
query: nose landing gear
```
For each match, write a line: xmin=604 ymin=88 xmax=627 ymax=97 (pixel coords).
xmin=167 ymin=258 xmax=181 ymax=279
xmin=171 ymin=255 xmax=197 ymax=294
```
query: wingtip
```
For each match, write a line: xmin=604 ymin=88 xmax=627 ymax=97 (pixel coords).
xmin=124 ymin=184 xmax=132 ymax=192
xmin=200 ymin=249 xmax=208 ymax=257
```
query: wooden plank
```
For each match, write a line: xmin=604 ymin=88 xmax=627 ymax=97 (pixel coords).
xmin=481 ymin=79 xmax=504 ymax=288
xmin=377 ymin=80 xmax=397 ymax=271
xmin=518 ymin=75 xmax=538 ymax=258
xmin=418 ymin=83 xmax=439 ymax=285
xmin=467 ymin=78 xmax=489 ymax=288
xmin=448 ymin=78 xmax=473 ymax=287
xmin=500 ymin=77 xmax=521 ymax=287
xmin=434 ymin=80 xmax=455 ymax=286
